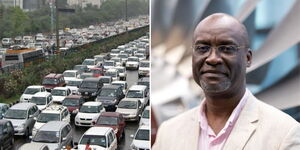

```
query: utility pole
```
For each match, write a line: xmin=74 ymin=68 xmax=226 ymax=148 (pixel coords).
xmin=55 ymin=0 xmax=60 ymax=52
xmin=125 ymin=0 xmax=128 ymax=32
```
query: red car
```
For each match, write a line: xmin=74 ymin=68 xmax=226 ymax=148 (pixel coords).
xmin=94 ymin=112 xmax=126 ymax=142
xmin=62 ymin=95 xmax=85 ymax=117
xmin=90 ymin=67 xmax=104 ymax=77
xmin=42 ymin=73 xmax=66 ymax=91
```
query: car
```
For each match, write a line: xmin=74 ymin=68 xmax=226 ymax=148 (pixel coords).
xmin=78 ymin=77 xmax=103 ymax=99
xmin=77 ymin=127 xmax=117 ymax=150
xmin=130 ymin=125 xmax=150 ymax=150
xmin=111 ymin=81 xmax=128 ymax=94
xmin=139 ymin=106 xmax=150 ymax=126
xmin=99 ymin=76 xmax=113 ymax=86
xmin=126 ymin=85 xmax=149 ymax=106
xmin=75 ymin=102 xmax=105 ymax=127
xmin=1 ymin=38 xmax=14 ymax=47
xmin=73 ymin=65 xmax=89 ymax=74
xmin=114 ymin=66 xmax=127 ymax=80
xmin=79 ymin=72 xmax=94 ymax=79
xmin=111 ymin=57 xmax=122 ymax=66
xmin=65 ymin=78 xmax=83 ymax=95
xmin=137 ymin=77 xmax=150 ymax=90
xmin=103 ymin=60 xmax=115 ymax=71
xmin=94 ymin=112 xmax=126 ymax=142
xmin=0 ymin=103 xmax=9 ymax=119
xmin=3 ymin=103 xmax=40 ymax=138
xmin=0 ymin=120 xmax=14 ymax=150
xmin=138 ymin=60 xmax=150 ymax=77
xmin=134 ymin=53 xmax=146 ymax=61
xmin=20 ymin=85 xmax=46 ymax=102
xmin=18 ymin=143 xmax=50 ymax=150
xmin=62 ymin=95 xmax=85 ymax=118
xmin=96 ymin=85 xmax=125 ymax=110
xmin=31 ymin=121 xmax=73 ymax=150
xmin=32 ymin=105 xmax=70 ymax=136
xmin=104 ymin=68 xmax=120 ymax=81
xmin=126 ymin=56 xmax=139 ymax=70
xmin=90 ymin=67 xmax=104 ymax=77
xmin=51 ymin=87 xmax=71 ymax=104
xmin=116 ymin=98 xmax=143 ymax=121
xmin=42 ymin=74 xmax=66 ymax=92
xmin=82 ymin=58 xmax=97 ymax=69
xmin=117 ymin=53 xmax=128 ymax=66
xmin=94 ymin=55 xmax=105 ymax=65
xmin=110 ymin=49 xmax=120 ymax=58
xmin=30 ymin=92 xmax=53 ymax=110
xmin=63 ymin=70 xmax=80 ymax=84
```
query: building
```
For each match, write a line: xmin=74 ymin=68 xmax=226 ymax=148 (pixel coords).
xmin=67 ymin=0 xmax=106 ymax=8
xmin=0 ymin=0 xmax=23 ymax=9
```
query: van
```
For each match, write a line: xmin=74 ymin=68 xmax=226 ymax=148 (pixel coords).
xmin=126 ymin=85 xmax=149 ymax=106
xmin=42 ymin=74 xmax=66 ymax=92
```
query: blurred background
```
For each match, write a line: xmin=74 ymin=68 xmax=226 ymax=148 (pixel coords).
xmin=151 ymin=0 xmax=300 ymax=145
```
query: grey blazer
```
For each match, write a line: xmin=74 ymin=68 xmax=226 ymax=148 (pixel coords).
xmin=152 ymin=92 xmax=300 ymax=150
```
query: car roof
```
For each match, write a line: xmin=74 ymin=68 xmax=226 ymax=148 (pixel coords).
xmin=64 ymin=70 xmax=78 ymax=73
xmin=138 ymin=125 xmax=150 ymax=130
xmin=83 ymin=102 xmax=102 ymax=106
xmin=84 ymin=58 xmax=95 ymax=61
xmin=83 ymin=77 xmax=100 ymax=82
xmin=65 ymin=95 xmax=82 ymax=99
xmin=120 ymin=98 xmax=139 ymax=102
xmin=102 ymin=85 xmax=120 ymax=90
xmin=138 ymin=77 xmax=149 ymax=82
xmin=45 ymin=73 xmax=63 ymax=78
xmin=84 ymin=127 xmax=112 ymax=136
xmin=19 ymin=143 xmax=48 ymax=150
xmin=129 ymin=85 xmax=147 ymax=90
xmin=106 ymin=68 xmax=117 ymax=72
xmin=42 ymin=105 xmax=67 ymax=113
xmin=33 ymin=92 xmax=51 ymax=97
xmin=112 ymin=81 xmax=126 ymax=84
xmin=100 ymin=112 xmax=121 ymax=117
xmin=39 ymin=121 xmax=68 ymax=131
xmin=27 ymin=85 xmax=44 ymax=89
xmin=99 ymin=76 xmax=112 ymax=79
xmin=10 ymin=103 xmax=36 ymax=110
xmin=53 ymin=87 xmax=69 ymax=90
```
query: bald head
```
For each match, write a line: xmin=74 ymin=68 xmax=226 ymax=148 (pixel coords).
xmin=194 ymin=13 xmax=249 ymax=47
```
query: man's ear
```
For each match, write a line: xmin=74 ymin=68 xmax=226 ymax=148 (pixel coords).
xmin=246 ymin=49 xmax=252 ymax=67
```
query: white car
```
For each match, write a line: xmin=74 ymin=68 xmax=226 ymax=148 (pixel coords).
xmin=30 ymin=92 xmax=53 ymax=110
xmin=20 ymin=85 xmax=46 ymax=102
xmin=82 ymin=58 xmax=97 ymax=69
xmin=130 ymin=125 xmax=150 ymax=150
xmin=139 ymin=106 xmax=150 ymax=126
xmin=116 ymin=98 xmax=143 ymax=121
xmin=138 ymin=60 xmax=150 ymax=77
xmin=112 ymin=81 xmax=128 ymax=94
xmin=104 ymin=68 xmax=119 ymax=81
xmin=103 ymin=60 xmax=115 ymax=71
xmin=66 ymin=78 xmax=83 ymax=95
xmin=78 ymin=127 xmax=117 ymax=150
xmin=32 ymin=105 xmax=70 ymax=136
xmin=126 ymin=85 xmax=149 ymax=106
xmin=111 ymin=57 xmax=122 ymax=66
xmin=114 ymin=66 xmax=127 ymax=80
xmin=75 ymin=102 xmax=105 ymax=127
xmin=63 ymin=70 xmax=80 ymax=83
xmin=110 ymin=49 xmax=120 ymax=58
xmin=126 ymin=56 xmax=139 ymax=70
xmin=134 ymin=53 xmax=146 ymax=61
xmin=51 ymin=87 xmax=71 ymax=104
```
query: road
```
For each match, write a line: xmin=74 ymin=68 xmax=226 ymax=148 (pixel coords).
xmin=13 ymin=70 xmax=139 ymax=150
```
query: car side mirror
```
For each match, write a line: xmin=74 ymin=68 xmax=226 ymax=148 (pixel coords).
xmin=62 ymin=137 xmax=67 ymax=141
xmin=29 ymin=115 xmax=34 ymax=118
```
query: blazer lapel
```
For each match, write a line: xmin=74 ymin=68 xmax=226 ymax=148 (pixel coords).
xmin=184 ymin=106 xmax=201 ymax=150
xmin=223 ymin=94 xmax=259 ymax=150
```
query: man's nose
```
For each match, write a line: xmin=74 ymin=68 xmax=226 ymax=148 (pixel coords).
xmin=205 ymin=49 xmax=222 ymax=66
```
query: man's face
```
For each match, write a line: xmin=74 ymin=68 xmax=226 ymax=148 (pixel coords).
xmin=192 ymin=21 xmax=251 ymax=94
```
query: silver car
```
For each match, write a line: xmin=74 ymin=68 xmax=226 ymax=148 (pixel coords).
xmin=3 ymin=103 xmax=40 ymax=138
xmin=31 ymin=121 xmax=73 ymax=150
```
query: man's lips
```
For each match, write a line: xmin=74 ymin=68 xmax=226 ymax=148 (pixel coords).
xmin=200 ymin=70 xmax=228 ymax=76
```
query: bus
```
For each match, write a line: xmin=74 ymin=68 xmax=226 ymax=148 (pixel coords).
xmin=1 ymin=47 xmax=44 ymax=67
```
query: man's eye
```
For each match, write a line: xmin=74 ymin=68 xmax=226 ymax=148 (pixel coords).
xmin=219 ymin=45 xmax=236 ymax=53
xmin=195 ymin=46 xmax=210 ymax=52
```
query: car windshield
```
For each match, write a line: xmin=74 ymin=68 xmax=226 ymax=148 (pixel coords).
xmin=111 ymin=50 xmax=119 ymax=54
xmin=67 ymin=80 xmax=81 ymax=86
xmin=4 ymin=109 xmax=27 ymax=119
xmin=104 ymin=72 xmax=117 ymax=77
xmin=80 ymin=105 xmax=100 ymax=113
xmin=112 ymin=83 xmax=124 ymax=89
xmin=119 ymin=54 xmax=127 ymax=58
xmin=135 ymin=129 xmax=149 ymax=141
xmin=128 ymin=57 xmax=138 ymax=61
xmin=104 ymin=61 xmax=114 ymax=66
xmin=97 ymin=116 xmax=118 ymax=125
xmin=24 ymin=88 xmax=40 ymax=94
xmin=51 ymin=90 xmax=66 ymax=96
xmin=91 ymin=69 xmax=102 ymax=74
xmin=116 ymin=68 xmax=124 ymax=73
xmin=136 ymin=54 xmax=144 ymax=58
xmin=42 ymin=78 xmax=58 ymax=85
xmin=100 ymin=89 xmax=116 ymax=97
xmin=142 ymin=109 xmax=149 ymax=119
xmin=80 ymin=135 xmax=106 ymax=148
xmin=37 ymin=113 xmax=60 ymax=123
xmin=80 ymin=81 xmax=97 ymax=88
xmin=80 ymin=74 xmax=93 ymax=79
xmin=112 ymin=58 xmax=120 ymax=62
xmin=100 ymin=78 xmax=110 ymax=84
xmin=63 ymin=99 xmax=79 ymax=106
xmin=118 ymin=101 xmax=137 ymax=109
xmin=31 ymin=97 xmax=47 ymax=105
xmin=140 ymin=62 xmax=149 ymax=67
xmin=126 ymin=90 xmax=143 ymax=98
xmin=82 ymin=60 xmax=95 ymax=65
xmin=63 ymin=72 xmax=76 ymax=77
xmin=138 ymin=82 xmax=149 ymax=89
xmin=33 ymin=131 xmax=59 ymax=143
xmin=73 ymin=65 xmax=85 ymax=71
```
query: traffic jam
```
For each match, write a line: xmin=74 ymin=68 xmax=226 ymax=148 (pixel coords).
xmin=0 ymin=18 xmax=150 ymax=150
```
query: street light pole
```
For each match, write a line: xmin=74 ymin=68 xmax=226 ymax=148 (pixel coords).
xmin=55 ymin=0 xmax=60 ymax=53
xmin=125 ymin=0 xmax=128 ymax=32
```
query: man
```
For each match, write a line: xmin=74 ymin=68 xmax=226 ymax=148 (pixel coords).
xmin=152 ymin=13 xmax=300 ymax=150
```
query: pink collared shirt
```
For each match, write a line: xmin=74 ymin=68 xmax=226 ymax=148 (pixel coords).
xmin=198 ymin=89 xmax=249 ymax=150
